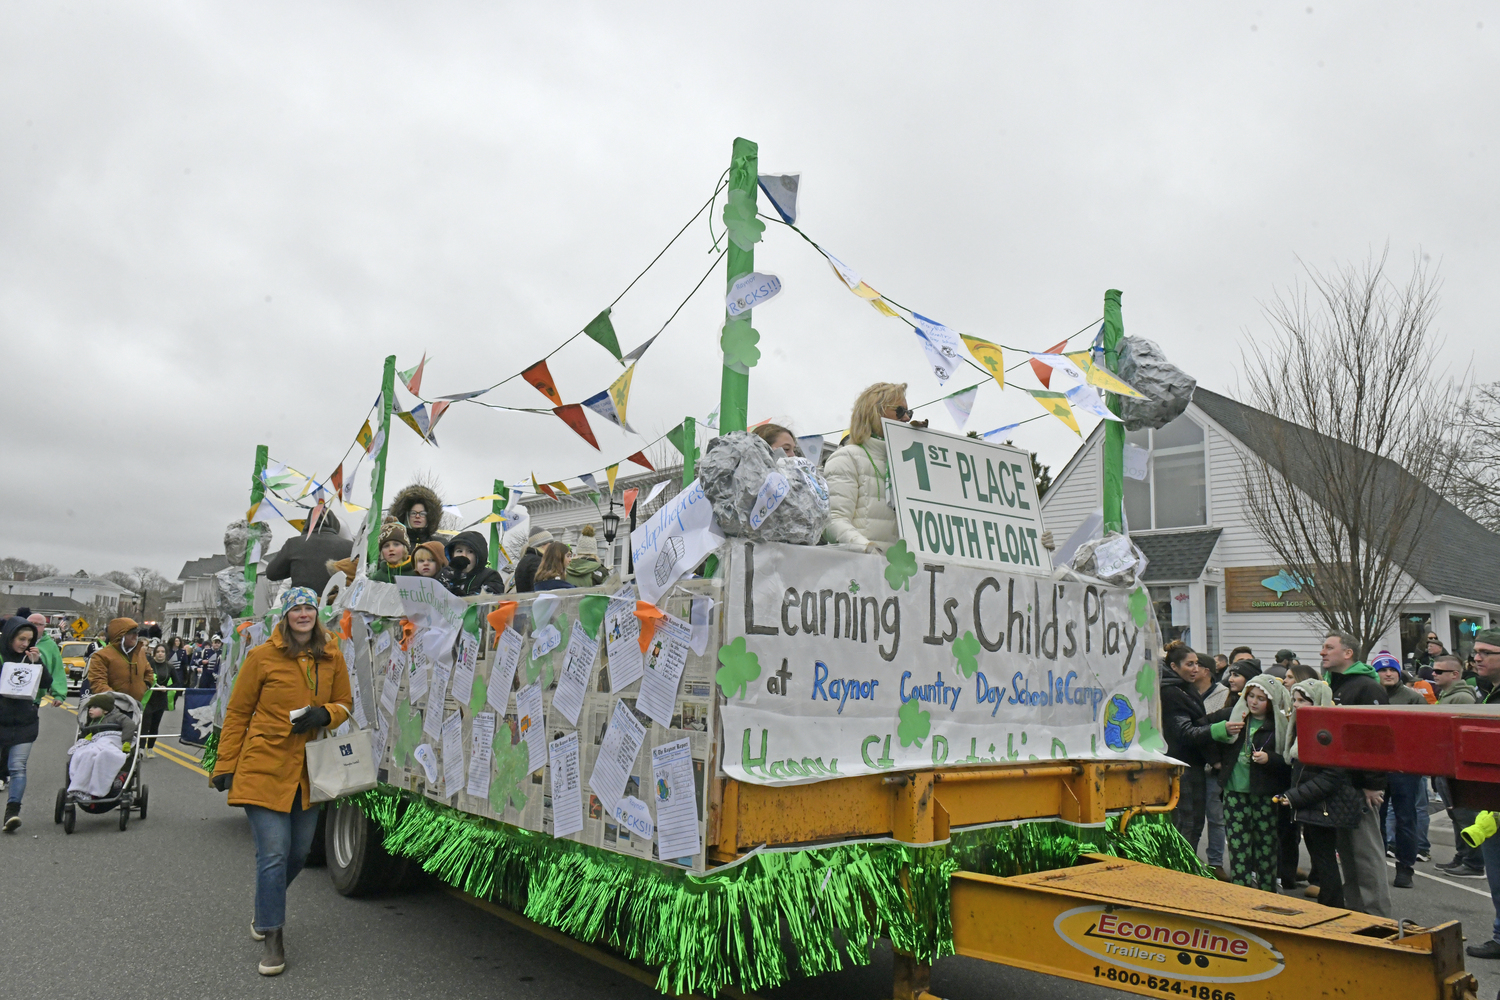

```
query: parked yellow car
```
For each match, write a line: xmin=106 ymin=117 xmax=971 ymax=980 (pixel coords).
xmin=59 ymin=641 xmax=92 ymax=695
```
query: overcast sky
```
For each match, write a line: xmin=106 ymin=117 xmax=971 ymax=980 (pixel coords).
xmin=2 ymin=2 xmax=1496 ymax=580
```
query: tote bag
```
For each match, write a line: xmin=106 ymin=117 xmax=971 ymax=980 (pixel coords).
xmin=0 ymin=660 xmax=43 ymax=701
xmin=305 ymin=727 xmax=378 ymax=802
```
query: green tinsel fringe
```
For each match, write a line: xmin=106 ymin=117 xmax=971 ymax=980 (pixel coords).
xmin=197 ymin=730 xmax=219 ymax=774
xmin=354 ymin=787 xmax=1202 ymax=996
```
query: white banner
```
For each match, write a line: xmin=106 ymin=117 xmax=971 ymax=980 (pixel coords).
xmin=718 ymin=541 xmax=1165 ymax=785
xmin=882 ymin=420 xmax=1053 ymax=575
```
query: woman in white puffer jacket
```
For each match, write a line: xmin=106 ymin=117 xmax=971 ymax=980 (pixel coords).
xmin=823 ymin=381 xmax=913 ymax=552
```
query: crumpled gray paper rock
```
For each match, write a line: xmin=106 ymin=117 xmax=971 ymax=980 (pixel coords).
xmin=214 ymin=519 xmax=272 ymax=621
xmin=699 ymin=431 xmax=829 ymax=544
xmin=1117 ymin=336 xmax=1196 ymax=431
xmin=1070 ymin=530 xmax=1149 ymax=589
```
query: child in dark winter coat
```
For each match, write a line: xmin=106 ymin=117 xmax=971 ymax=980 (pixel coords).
xmin=1212 ymin=676 xmax=1292 ymax=891
xmin=1274 ymin=679 xmax=1357 ymax=909
xmin=441 ymin=531 xmax=507 ymax=597
xmin=370 ymin=520 xmax=413 ymax=583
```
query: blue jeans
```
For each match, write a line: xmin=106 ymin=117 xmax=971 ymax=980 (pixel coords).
xmin=1482 ymin=832 xmax=1500 ymax=943
xmin=1385 ymin=776 xmax=1432 ymax=855
xmin=1204 ymin=771 xmax=1226 ymax=867
xmin=5 ymin=743 xmax=31 ymax=805
xmin=1380 ymin=773 xmax=1420 ymax=867
xmin=245 ymin=799 xmax=321 ymax=932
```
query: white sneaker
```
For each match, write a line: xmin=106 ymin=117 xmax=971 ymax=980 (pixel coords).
xmin=251 ymin=921 xmax=265 ymax=942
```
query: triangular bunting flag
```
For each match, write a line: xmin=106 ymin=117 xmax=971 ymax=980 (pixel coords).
xmin=428 ymin=399 xmax=453 ymax=433
xmin=553 ymin=404 xmax=601 ymax=450
xmin=622 ymin=488 xmax=639 ymax=516
xmin=1065 ymin=384 xmax=1124 ymax=423
xmin=581 ymin=383 xmax=625 ymax=431
xmin=870 ymin=297 xmax=901 ymax=318
xmin=400 ymin=354 xmax=428 ymax=396
xmin=942 ymin=384 xmax=981 ymax=431
xmin=522 ymin=359 xmax=563 ymax=406
xmin=911 ymin=312 xmax=964 ymax=386
xmin=757 ymin=173 xmax=799 ymax=225
xmin=1029 ymin=389 xmax=1081 ymax=436
xmin=1064 ymin=351 xmax=1148 ymax=398
xmin=643 ymin=480 xmax=669 ymax=508
xmin=826 ymin=253 xmax=862 ymax=292
xmin=533 ymin=474 xmax=558 ymax=502
xmin=551 ymin=481 xmax=572 ymax=496
xmin=1029 ymin=339 xmax=1070 ymax=388
xmin=437 ymin=387 xmax=491 ymax=402
xmin=605 ymin=464 xmax=619 ymax=492
xmin=626 ymin=451 xmax=654 ymax=472
xmin=329 ymin=464 xmax=344 ymax=502
xmin=1029 ymin=352 xmax=1089 ymax=393
xmin=355 ymin=420 xmax=373 ymax=451
xmin=607 ymin=364 xmax=635 ymax=428
xmin=583 ymin=308 xmax=622 ymax=360
xmin=961 ymin=335 xmax=1006 ymax=390
xmin=665 ymin=420 xmax=697 ymax=461
xmin=579 ymin=472 xmax=599 ymax=492
xmin=621 ymin=334 xmax=658 ymax=364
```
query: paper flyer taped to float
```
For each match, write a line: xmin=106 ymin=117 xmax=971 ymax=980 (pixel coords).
xmin=716 ymin=541 xmax=1167 ymax=786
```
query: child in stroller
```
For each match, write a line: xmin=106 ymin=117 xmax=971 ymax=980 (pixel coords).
xmin=67 ymin=692 xmax=139 ymax=800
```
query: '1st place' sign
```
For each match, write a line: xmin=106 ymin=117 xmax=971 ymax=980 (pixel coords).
xmin=882 ymin=419 xmax=1052 ymax=576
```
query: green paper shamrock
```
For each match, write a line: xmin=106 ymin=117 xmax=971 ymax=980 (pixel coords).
xmin=721 ymin=188 xmax=765 ymax=251
xmin=1129 ymin=588 xmax=1150 ymax=628
xmin=715 ymin=637 xmax=761 ymax=699
xmin=490 ymin=733 xmax=531 ymax=812
xmin=848 ymin=580 xmax=860 ymax=594
xmin=897 ymin=697 xmax=931 ymax=749
xmin=393 ymin=696 xmax=423 ymax=769
xmin=1135 ymin=662 xmax=1157 ymax=704
xmin=952 ymin=631 xmax=982 ymax=678
xmin=884 ymin=540 xmax=918 ymax=591
xmin=468 ymin=670 xmax=488 ymax=715
xmin=720 ymin=318 xmax=761 ymax=369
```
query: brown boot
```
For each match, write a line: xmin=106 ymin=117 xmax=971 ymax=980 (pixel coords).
xmin=258 ymin=928 xmax=285 ymax=976
xmin=1303 ymin=884 xmax=1320 ymax=898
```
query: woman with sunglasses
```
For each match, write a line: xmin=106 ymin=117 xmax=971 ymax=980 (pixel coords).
xmin=823 ymin=382 xmax=912 ymax=552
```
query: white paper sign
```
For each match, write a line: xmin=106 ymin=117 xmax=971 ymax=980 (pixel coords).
xmin=549 ymin=621 xmax=597 ymax=727
xmin=630 ymin=479 xmax=726 ymax=606
xmin=378 ymin=649 xmax=402 ymax=718
xmin=652 ymin=736 xmax=701 ymax=861
xmin=407 ymin=642 xmax=430 ymax=704
xmin=395 ymin=575 xmax=468 ymax=634
xmin=613 ymin=795 xmax=654 ymax=841
xmin=912 ymin=312 xmax=964 ymax=385
xmin=604 ymin=599 xmax=644 ymax=691
xmin=423 ymin=660 xmax=451 ymax=740
xmin=588 ymin=699 xmax=647 ymax=812
xmin=1170 ymin=587 xmax=1190 ymax=627
xmin=636 ymin=616 xmax=691 ymax=728
xmin=440 ymin=711 xmax=465 ymax=798
xmin=748 ymin=472 xmax=790 ymax=531
xmin=466 ymin=712 xmax=496 ymax=798
xmin=689 ymin=597 xmax=713 ymax=656
xmin=515 ymin=682 xmax=547 ymax=775
xmin=412 ymin=743 xmax=439 ymax=784
xmin=548 ymin=731 xmax=584 ymax=839
xmin=1093 ymin=535 xmax=1140 ymax=580
xmin=451 ymin=631 xmax=479 ymax=712
xmin=882 ymin=420 xmax=1052 ymax=575
xmin=487 ymin=627 xmax=523 ymax=713
xmin=726 ymin=271 xmax=783 ymax=317
xmin=531 ymin=623 xmax=562 ymax=660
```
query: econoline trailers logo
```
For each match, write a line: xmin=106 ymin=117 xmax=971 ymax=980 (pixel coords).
xmin=1053 ymin=905 xmax=1285 ymax=984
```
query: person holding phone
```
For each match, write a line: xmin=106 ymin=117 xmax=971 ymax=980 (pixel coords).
xmin=211 ymin=587 xmax=352 ymax=976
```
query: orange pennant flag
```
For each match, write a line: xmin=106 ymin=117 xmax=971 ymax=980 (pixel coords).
xmin=626 ymin=451 xmax=654 ymax=472
xmin=622 ymin=487 xmax=639 ymax=516
xmin=339 ymin=610 xmax=353 ymax=640
xmin=399 ymin=618 xmax=416 ymax=651
xmin=553 ymin=403 xmax=600 ymax=450
xmin=635 ymin=601 xmax=666 ymax=654
xmin=486 ymin=601 xmax=518 ymax=637
xmin=1030 ymin=339 xmax=1070 ymax=389
xmin=522 ymin=359 xmax=563 ymax=406
xmin=533 ymin=474 xmax=558 ymax=502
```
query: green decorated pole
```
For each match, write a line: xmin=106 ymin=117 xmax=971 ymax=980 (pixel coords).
xmin=680 ymin=416 xmax=696 ymax=486
xmin=1101 ymin=290 xmax=1126 ymax=534
xmin=488 ymin=478 xmax=509 ymax=570
xmin=718 ymin=136 xmax=762 ymax=434
xmin=365 ymin=355 xmax=398 ymax=567
xmin=242 ymin=444 xmax=269 ymax=618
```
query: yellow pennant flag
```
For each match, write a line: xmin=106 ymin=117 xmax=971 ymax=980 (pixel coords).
xmin=606 ymin=463 xmax=619 ymax=492
xmin=395 ymin=410 xmax=425 ymax=438
xmin=1029 ymin=389 xmax=1081 ymax=436
xmin=961 ymin=335 xmax=1006 ymax=390
xmin=245 ymin=501 xmax=260 ymax=522
xmin=550 ymin=481 xmax=572 ymax=496
xmin=286 ymin=518 xmax=307 ymax=532
xmin=608 ymin=365 xmax=636 ymax=427
xmin=869 ymin=297 xmax=901 ymax=318
xmin=342 ymin=502 xmax=366 ymax=513
xmin=1065 ymin=351 xmax=1148 ymax=399
xmin=355 ymin=421 xmax=373 ymax=450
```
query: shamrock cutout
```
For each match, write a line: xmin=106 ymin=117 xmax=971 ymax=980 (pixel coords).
xmin=393 ymin=696 xmax=423 ymax=769
xmin=1135 ymin=662 xmax=1157 ymax=704
xmin=848 ymin=579 xmax=860 ymax=594
xmin=884 ymin=540 xmax=918 ymax=591
xmin=721 ymin=188 xmax=765 ymax=252
xmin=896 ymin=696 xmax=931 ymax=749
xmin=715 ymin=637 xmax=761 ymax=699
xmin=1129 ymin=587 xmax=1150 ymax=629
xmin=489 ymin=732 xmax=531 ymax=812
xmin=1137 ymin=718 xmax=1166 ymax=753
xmin=720 ymin=318 xmax=761 ymax=370
xmin=952 ymin=631 xmax=982 ymax=678
xmin=468 ymin=670 xmax=488 ymax=715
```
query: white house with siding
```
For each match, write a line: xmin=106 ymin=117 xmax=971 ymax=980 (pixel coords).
xmin=1041 ymin=387 xmax=1500 ymax=664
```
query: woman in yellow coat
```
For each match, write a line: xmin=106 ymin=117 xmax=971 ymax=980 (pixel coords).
xmin=212 ymin=587 xmax=352 ymax=976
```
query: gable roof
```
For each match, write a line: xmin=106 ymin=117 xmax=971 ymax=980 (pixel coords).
xmin=1137 ymin=529 xmax=1222 ymax=583
xmin=21 ymin=574 xmax=135 ymax=594
xmin=1191 ymin=387 xmax=1500 ymax=607
xmin=178 ymin=556 xmax=232 ymax=581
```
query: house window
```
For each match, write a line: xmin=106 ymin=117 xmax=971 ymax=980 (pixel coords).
xmin=1121 ymin=414 xmax=1207 ymax=530
xmin=1204 ymin=585 xmax=1220 ymax=656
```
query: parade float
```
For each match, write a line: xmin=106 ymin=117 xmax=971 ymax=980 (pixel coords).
xmin=194 ymin=139 xmax=1473 ymax=1000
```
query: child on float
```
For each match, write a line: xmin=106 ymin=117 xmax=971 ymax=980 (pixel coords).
xmin=369 ymin=519 xmax=412 ymax=582
xmin=412 ymin=541 xmax=448 ymax=579
xmin=1211 ymin=674 xmax=1292 ymax=891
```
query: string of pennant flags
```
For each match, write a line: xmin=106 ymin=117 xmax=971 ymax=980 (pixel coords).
xmin=247 ymin=166 xmax=1156 ymax=528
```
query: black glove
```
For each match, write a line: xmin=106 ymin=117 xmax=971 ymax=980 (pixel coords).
xmin=212 ymin=774 xmax=232 ymax=792
xmin=448 ymin=555 xmax=469 ymax=574
xmin=290 ymin=705 xmax=332 ymax=734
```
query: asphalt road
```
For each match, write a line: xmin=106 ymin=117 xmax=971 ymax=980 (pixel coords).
xmin=2 ymin=701 xmax=1497 ymax=1000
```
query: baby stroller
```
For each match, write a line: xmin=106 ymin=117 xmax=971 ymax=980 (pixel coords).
xmin=53 ymin=692 xmax=149 ymax=833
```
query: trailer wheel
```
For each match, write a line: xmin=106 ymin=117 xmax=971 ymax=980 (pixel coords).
xmin=118 ymin=806 xmax=129 ymax=831
xmin=327 ymin=799 xmax=400 ymax=897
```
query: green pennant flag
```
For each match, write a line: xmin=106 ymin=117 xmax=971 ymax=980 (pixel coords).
xmin=667 ymin=417 xmax=699 ymax=485
xmin=577 ymin=595 xmax=608 ymax=641
xmin=583 ymin=308 xmax=622 ymax=361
